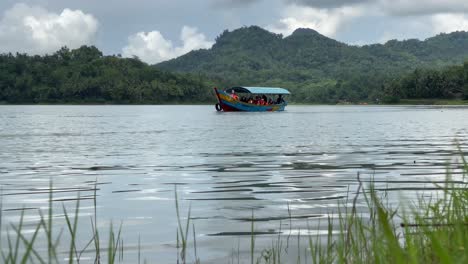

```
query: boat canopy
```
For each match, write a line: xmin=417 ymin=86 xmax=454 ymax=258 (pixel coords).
xmin=226 ymin=86 xmax=291 ymax=95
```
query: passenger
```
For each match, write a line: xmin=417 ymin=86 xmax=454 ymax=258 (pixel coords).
xmin=276 ymin=94 xmax=284 ymax=104
xmin=230 ymin=90 xmax=239 ymax=100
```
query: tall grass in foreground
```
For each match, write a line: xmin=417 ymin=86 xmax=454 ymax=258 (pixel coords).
xmin=181 ymin=154 xmax=468 ymax=264
xmin=0 ymin=156 xmax=467 ymax=263
xmin=0 ymin=181 xmax=123 ymax=264
xmin=248 ymin=157 xmax=468 ymax=264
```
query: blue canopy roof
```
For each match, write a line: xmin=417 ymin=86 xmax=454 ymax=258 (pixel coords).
xmin=226 ymin=86 xmax=291 ymax=95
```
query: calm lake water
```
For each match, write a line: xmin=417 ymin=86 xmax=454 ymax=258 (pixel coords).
xmin=0 ymin=105 xmax=467 ymax=263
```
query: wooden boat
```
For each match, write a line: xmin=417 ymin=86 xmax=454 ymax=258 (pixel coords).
xmin=214 ymin=86 xmax=290 ymax=112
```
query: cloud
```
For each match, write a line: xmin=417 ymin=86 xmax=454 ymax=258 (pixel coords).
xmin=122 ymin=26 xmax=213 ymax=64
xmin=287 ymin=0 xmax=370 ymax=8
xmin=0 ymin=3 xmax=98 ymax=55
xmin=212 ymin=0 xmax=261 ymax=8
xmin=377 ymin=20 xmax=430 ymax=43
xmin=374 ymin=12 xmax=468 ymax=44
xmin=431 ymin=13 xmax=468 ymax=34
xmin=267 ymin=5 xmax=363 ymax=37
xmin=286 ymin=0 xmax=468 ymax=16
xmin=378 ymin=0 xmax=468 ymax=16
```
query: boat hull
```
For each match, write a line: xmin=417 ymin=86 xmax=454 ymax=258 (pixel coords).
xmin=214 ymin=88 xmax=286 ymax=112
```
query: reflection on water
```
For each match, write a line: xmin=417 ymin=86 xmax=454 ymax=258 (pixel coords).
xmin=0 ymin=105 xmax=467 ymax=263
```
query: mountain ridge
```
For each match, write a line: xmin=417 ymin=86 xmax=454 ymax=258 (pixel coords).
xmin=156 ymin=26 xmax=468 ymax=102
xmin=158 ymin=26 xmax=468 ymax=72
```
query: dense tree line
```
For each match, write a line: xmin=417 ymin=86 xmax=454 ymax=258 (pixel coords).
xmin=382 ymin=62 xmax=468 ymax=102
xmin=0 ymin=46 xmax=217 ymax=104
xmin=159 ymin=26 xmax=468 ymax=103
xmin=1 ymin=27 xmax=468 ymax=104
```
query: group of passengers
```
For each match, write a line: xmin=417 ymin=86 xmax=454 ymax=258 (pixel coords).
xmin=230 ymin=91 xmax=284 ymax=105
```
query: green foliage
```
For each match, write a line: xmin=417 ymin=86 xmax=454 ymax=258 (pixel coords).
xmin=158 ymin=26 xmax=468 ymax=103
xmin=0 ymin=46 xmax=217 ymax=104
xmin=249 ymin=155 xmax=468 ymax=264
xmin=1 ymin=153 xmax=467 ymax=263
xmin=3 ymin=27 xmax=468 ymax=104
xmin=384 ymin=62 xmax=468 ymax=101
xmin=464 ymin=62 xmax=468 ymax=99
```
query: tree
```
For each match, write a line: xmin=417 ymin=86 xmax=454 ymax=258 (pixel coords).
xmin=0 ymin=46 xmax=216 ymax=104
xmin=463 ymin=61 xmax=468 ymax=99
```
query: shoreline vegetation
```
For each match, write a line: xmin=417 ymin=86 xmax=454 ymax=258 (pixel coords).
xmin=394 ymin=99 xmax=468 ymax=105
xmin=1 ymin=99 xmax=468 ymax=106
xmin=0 ymin=43 xmax=467 ymax=105
xmin=158 ymin=26 xmax=468 ymax=105
xmin=1 ymin=152 xmax=466 ymax=263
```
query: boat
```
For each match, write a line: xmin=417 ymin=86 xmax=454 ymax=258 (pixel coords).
xmin=214 ymin=86 xmax=290 ymax=112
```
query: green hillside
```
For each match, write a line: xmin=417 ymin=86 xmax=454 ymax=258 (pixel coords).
xmin=383 ymin=62 xmax=468 ymax=103
xmin=157 ymin=26 xmax=468 ymax=103
xmin=0 ymin=46 xmax=216 ymax=104
xmin=1 ymin=26 xmax=467 ymax=104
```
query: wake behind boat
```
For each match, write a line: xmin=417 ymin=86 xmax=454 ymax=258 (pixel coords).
xmin=214 ymin=86 xmax=290 ymax=112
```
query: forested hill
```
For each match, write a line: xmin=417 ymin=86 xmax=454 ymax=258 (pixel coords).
xmin=1 ymin=27 xmax=468 ymax=104
xmin=0 ymin=46 xmax=216 ymax=104
xmin=157 ymin=26 xmax=468 ymax=103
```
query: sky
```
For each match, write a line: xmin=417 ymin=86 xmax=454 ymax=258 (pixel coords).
xmin=0 ymin=0 xmax=468 ymax=64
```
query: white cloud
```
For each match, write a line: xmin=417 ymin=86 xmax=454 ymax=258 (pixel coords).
xmin=0 ymin=3 xmax=98 ymax=55
xmin=275 ymin=0 xmax=468 ymax=43
xmin=288 ymin=0 xmax=371 ymax=9
xmin=213 ymin=0 xmax=260 ymax=8
xmin=122 ymin=26 xmax=213 ymax=64
xmin=377 ymin=19 xmax=431 ymax=43
xmin=375 ymin=13 xmax=468 ymax=43
xmin=431 ymin=13 xmax=468 ymax=34
xmin=378 ymin=0 xmax=468 ymax=16
xmin=266 ymin=5 xmax=363 ymax=37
